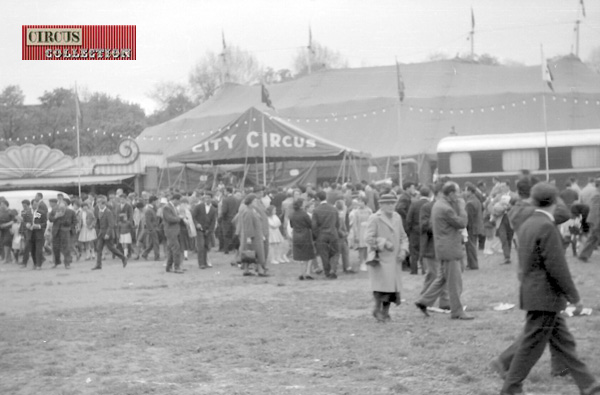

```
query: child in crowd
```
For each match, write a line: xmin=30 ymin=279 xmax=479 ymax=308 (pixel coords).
xmin=118 ymin=211 xmax=133 ymax=259
xmin=10 ymin=213 xmax=22 ymax=263
xmin=267 ymin=205 xmax=287 ymax=264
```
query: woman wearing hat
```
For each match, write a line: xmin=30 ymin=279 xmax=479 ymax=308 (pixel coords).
xmin=365 ymin=193 xmax=409 ymax=322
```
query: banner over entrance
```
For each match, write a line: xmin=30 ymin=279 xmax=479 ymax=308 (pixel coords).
xmin=168 ymin=107 xmax=368 ymax=164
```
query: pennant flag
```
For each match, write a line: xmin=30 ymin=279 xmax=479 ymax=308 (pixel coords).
xmin=261 ymin=84 xmax=274 ymax=109
xmin=222 ymin=30 xmax=227 ymax=51
xmin=471 ymin=7 xmax=475 ymax=30
xmin=74 ymin=86 xmax=82 ymax=123
xmin=541 ymin=46 xmax=554 ymax=92
xmin=308 ymin=25 xmax=315 ymax=55
xmin=580 ymin=0 xmax=586 ymax=17
xmin=395 ymin=59 xmax=405 ymax=102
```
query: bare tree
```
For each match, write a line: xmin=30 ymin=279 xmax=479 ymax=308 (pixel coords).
xmin=0 ymin=85 xmax=26 ymax=143
xmin=189 ymin=45 xmax=263 ymax=103
xmin=586 ymin=46 xmax=600 ymax=74
xmin=292 ymin=40 xmax=348 ymax=77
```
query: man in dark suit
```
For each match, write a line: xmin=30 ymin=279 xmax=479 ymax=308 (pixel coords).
xmin=220 ymin=187 xmax=240 ymax=254
xmin=193 ymin=192 xmax=217 ymax=269
xmin=464 ymin=182 xmax=483 ymax=270
xmin=92 ymin=196 xmax=127 ymax=270
xmin=141 ymin=196 xmax=160 ymax=260
xmin=497 ymin=183 xmax=600 ymax=395
xmin=312 ymin=190 xmax=341 ymax=279
xmin=48 ymin=199 xmax=78 ymax=269
xmin=405 ymin=186 xmax=431 ymax=275
xmin=19 ymin=199 xmax=33 ymax=267
xmin=163 ymin=194 xmax=183 ymax=273
xmin=29 ymin=199 xmax=47 ymax=269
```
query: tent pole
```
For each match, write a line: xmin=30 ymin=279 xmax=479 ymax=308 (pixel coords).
xmin=166 ymin=163 xmax=171 ymax=190
xmin=212 ymin=162 xmax=219 ymax=190
xmin=384 ymin=156 xmax=390 ymax=179
xmin=397 ymin=101 xmax=404 ymax=188
xmin=183 ymin=164 xmax=188 ymax=193
xmin=261 ymin=113 xmax=267 ymax=186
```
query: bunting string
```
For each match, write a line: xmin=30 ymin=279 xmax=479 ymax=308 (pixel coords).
xmin=136 ymin=94 xmax=600 ymax=142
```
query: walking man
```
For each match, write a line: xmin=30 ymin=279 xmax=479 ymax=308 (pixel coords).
xmin=497 ymin=182 xmax=600 ymax=395
xmin=49 ymin=200 xmax=78 ymax=269
xmin=92 ymin=196 xmax=127 ymax=270
xmin=141 ymin=196 xmax=160 ymax=261
xmin=415 ymin=182 xmax=474 ymax=320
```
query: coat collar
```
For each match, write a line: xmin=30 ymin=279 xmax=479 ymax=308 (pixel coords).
xmin=375 ymin=210 xmax=396 ymax=231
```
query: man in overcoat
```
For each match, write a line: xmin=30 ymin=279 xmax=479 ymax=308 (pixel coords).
xmin=497 ymin=182 xmax=600 ymax=395
xmin=312 ymin=191 xmax=341 ymax=279
xmin=49 ymin=200 xmax=78 ymax=269
xmin=415 ymin=182 xmax=474 ymax=320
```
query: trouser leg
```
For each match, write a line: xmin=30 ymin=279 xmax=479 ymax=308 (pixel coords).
xmin=579 ymin=226 xmax=600 ymax=260
xmin=409 ymin=232 xmax=420 ymax=274
xmin=446 ymin=259 xmax=465 ymax=318
xmin=502 ymin=312 xmax=555 ymax=395
xmin=466 ymin=233 xmax=479 ymax=269
xmin=196 ymin=232 xmax=207 ymax=267
xmin=547 ymin=315 xmax=596 ymax=390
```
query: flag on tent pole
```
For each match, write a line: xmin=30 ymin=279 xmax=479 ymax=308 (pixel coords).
xmin=471 ymin=7 xmax=475 ymax=30
xmin=580 ymin=0 xmax=586 ymax=17
xmin=261 ymin=84 xmax=274 ymax=109
xmin=308 ymin=25 xmax=315 ymax=54
xmin=541 ymin=45 xmax=554 ymax=91
xmin=395 ymin=58 xmax=405 ymax=102
xmin=74 ymin=86 xmax=82 ymax=123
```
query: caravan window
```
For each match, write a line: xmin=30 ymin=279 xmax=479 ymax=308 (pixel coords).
xmin=449 ymin=153 xmax=471 ymax=174
xmin=572 ymin=146 xmax=600 ymax=168
xmin=502 ymin=149 xmax=539 ymax=172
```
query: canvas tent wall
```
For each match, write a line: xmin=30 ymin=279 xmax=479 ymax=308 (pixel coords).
xmin=137 ymin=56 xmax=600 ymax=182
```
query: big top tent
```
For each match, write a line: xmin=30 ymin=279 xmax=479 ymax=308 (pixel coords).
xmin=167 ymin=107 xmax=369 ymax=165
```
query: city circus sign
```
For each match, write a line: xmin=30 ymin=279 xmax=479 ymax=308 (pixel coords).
xmin=191 ymin=131 xmax=316 ymax=153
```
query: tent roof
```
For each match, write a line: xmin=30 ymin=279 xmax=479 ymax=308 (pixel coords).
xmin=138 ymin=56 xmax=600 ymax=158
xmin=168 ymin=107 xmax=367 ymax=164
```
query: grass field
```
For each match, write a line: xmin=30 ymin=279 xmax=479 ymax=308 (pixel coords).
xmin=1 ymin=249 xmax=599 ymax=395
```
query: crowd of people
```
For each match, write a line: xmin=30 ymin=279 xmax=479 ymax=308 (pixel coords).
xmin=0 ymin=173 xmax=599 ymax=393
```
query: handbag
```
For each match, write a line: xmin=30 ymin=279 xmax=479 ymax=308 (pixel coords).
xmin=241 ymin=249 xmax=256 ymax=264
xmin=365 ymin=249 xmax=380 ymax=267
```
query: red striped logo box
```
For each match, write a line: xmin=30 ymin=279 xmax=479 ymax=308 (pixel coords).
xmin=22 ymin=25 xmax=136 ymax=60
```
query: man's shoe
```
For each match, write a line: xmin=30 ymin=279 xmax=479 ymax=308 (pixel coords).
xmin=65 ymin=264 xmax=71 ymax=269
xmin=173 ymin=269 xmax=184 ymax=274
xmin=344 ymin=269 xmax=356 ymax=274
xmin=327 ymin=273 xmax=337 ymax=279
xmin=489 ymin=358 xmax=507 ymax=380
xmin=122 ymin=257 xmax=128 ymax=268
xmin=52 ymin=264 xmax=60 ymax=269
xmin=578 ymin=256 xmax=589 ymax=263
xmin=451 ymin=315 xmax=475 ymax=320
xmin=166 ymin=267 xmax=172 ymax=272
xmin=199 ymin=265 xmax=208 ymax=269
xmin=415 ymin=302 xmax=430 ymax=317
xmin=91 ymin=266 xmax=101 ymax=270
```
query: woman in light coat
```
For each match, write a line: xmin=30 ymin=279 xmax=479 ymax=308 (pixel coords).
xmin=365 ymin=193 xmax=409 ymax=322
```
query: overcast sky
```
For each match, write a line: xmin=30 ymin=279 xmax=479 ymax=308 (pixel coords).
xmin=1 ymin=0 xmax=599 ymax=114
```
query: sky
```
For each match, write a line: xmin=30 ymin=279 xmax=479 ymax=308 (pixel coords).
xmin=1 ymin=0 xmax=599 ymax=115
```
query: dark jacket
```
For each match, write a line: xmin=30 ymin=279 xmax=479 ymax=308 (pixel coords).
xmin=517 ymin=211 xmax=580 ymax=312
xmin=96 ymin=208 xmax=117 ymax=240
xmin=419 ymin=200 xmax=435 ymax=259
xmin=162 ymin=203 xmax=181 ymax=237
xmin=49 ymin=207 xmax=77 ymax=236
xmin=431 ymin=196 xmax=467 ymax=261
xmin=406 ymin=198 xmax=428 ymax=235
xmin=465 ymin=194 xmax=484 ymax=236
xmin=312 ymin=202 xmax=340 ymax=240
xmin=220 ymin=195 xmax=240 ymax=221
xmin=192 ymin=203 xmax=217 ymax=234
xmin=144 ymin=206 xmax=159 ymax=232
